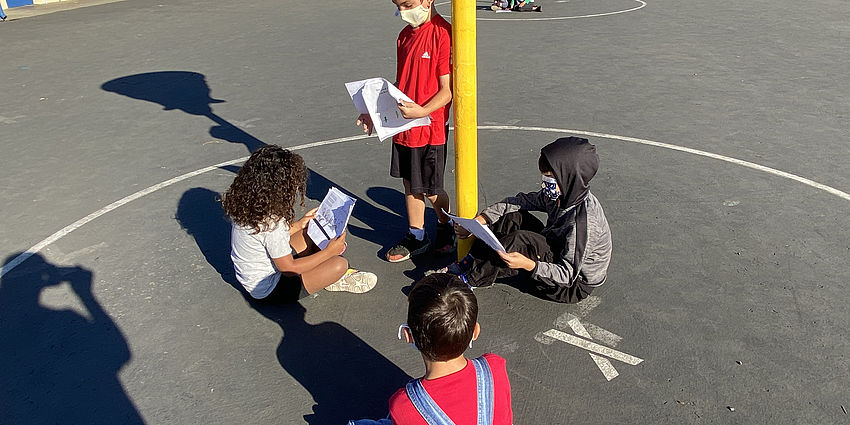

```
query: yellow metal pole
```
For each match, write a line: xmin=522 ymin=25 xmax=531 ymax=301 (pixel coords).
xmin=451 ymin=0 xmax=478 ymax=259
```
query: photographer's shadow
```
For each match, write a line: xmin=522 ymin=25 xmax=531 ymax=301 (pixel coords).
xmin=0 ymin=254 xmax=143 ymax=424
xmin=175 ymin=187 xmax=411 ymax=424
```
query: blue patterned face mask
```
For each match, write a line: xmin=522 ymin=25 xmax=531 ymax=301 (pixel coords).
xmin=542 ymin=175 xmax=561 ymax=200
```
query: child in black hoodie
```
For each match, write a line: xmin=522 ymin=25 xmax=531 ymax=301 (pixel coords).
xmin=444 ymin=137 xmax=612 ymax=303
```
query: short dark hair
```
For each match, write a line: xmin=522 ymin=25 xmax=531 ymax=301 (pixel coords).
xmin=538 ymin=154 xmax=553 ymax=174
xmin=407 ymin=274 xmax=478 ymax=362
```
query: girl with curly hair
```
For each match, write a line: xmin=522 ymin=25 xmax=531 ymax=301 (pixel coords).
xmin=223 ymin=145 xmax=377 ymax=302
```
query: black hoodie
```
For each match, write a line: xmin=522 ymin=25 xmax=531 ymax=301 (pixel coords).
xmin=480 ymin=137 xmax=612 ymax=290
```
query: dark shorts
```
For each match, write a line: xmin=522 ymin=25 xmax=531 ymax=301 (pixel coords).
xmin=390 ymin=143 xmax=448 ymax=196
xmin=259 ymin=273 xmax=309 ymax=303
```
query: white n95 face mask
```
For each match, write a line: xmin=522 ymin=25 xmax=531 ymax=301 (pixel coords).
xmin=399 ymin=4 xmax=430 ymax=27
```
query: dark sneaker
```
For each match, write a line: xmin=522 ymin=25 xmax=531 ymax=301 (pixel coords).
xmin=426 ymin=262 xmax=464 ymax=276
xmin=386 ymin=233 xmax=430 ymax=263
xmin=434 ymin=222 xmax=457 ymax=255
xmin=425 ymin=253 xmax=473 ymax=276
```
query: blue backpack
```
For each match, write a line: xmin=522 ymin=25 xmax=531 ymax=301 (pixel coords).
xmin=404 ymin=356 xmax=495 ymax=425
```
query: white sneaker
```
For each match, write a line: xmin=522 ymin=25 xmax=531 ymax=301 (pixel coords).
xmin=325 ymin=269 xmax=377 ymax=294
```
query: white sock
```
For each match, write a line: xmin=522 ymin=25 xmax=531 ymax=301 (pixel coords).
xmin=410 ymin=227 xmax=425 ymax=241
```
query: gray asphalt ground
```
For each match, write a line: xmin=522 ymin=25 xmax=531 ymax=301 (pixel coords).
xmin=2 ymin=0 xmax=849 ymax=423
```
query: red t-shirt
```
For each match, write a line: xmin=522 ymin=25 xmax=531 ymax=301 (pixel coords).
xmin=394 ymin=14 xmax=452 ymax=148
xmin=388 ymin=354 xmax=513 ymax=425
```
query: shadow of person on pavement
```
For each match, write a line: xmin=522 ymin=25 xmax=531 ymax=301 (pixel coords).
xmin=102 ymin=71 xmax=265 ymax=152
xmin=174 ymin=187 xmax=411 ymax=424
xmin=250 ymin=302 xmax=412 ymax=424
xmin=305 ymin=169 xmax=408 ymax=255
xmin=175 ymin=187 xmax=238 ymax=287
xmin=0 ymin=254 xmax=144 ymax=424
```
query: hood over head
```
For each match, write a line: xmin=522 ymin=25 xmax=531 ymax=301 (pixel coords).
xmin=539 ymin=137 xmax=599 ymax=286
xmin=540 ymin=137 xmax=598 ymax=209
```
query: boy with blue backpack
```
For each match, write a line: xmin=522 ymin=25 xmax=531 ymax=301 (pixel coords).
xmin=350 ymin=273 xmax=513 ymax=425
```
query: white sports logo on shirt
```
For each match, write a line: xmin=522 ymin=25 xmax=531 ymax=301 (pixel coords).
xmin=421 ymin=51 xmax=431 ymax=59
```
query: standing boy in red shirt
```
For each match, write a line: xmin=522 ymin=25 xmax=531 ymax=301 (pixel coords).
xmin=357 ymin=0 xmax=455 ymax=262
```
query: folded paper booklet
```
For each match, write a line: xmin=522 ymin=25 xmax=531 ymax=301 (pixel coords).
xmin=345 ymin=77 xmax=431 ymax=141
xmin=443 ymin=210 xmax=507 ymax=253
xmin=307 ymin=187 xmax=356 ymax=250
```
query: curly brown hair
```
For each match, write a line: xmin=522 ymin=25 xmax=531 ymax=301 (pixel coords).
xmin=222 ymin=145 xmax=307 ymax=233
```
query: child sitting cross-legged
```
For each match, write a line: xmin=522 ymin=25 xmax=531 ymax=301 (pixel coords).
xmin=223 ymin=145 xmax=377 ymax=302
xmin=439 ymin=137 xmax=612 ymax=304
xmin=349 ymin=273 xmax=513 ymax=425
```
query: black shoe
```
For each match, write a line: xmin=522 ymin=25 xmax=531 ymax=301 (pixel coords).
xmin=434 ymin=222 xmax=457 ymax=255
xmin=386 ymin=233 xmax=431 ymax=263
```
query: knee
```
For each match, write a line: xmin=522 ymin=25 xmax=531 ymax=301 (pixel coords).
xmin=502 ymin=229 xmax=534 ymax=246
xmin=331 ymin=256 xmax=350 ymax=276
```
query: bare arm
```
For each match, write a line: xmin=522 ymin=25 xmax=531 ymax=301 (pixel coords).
xmin=289 ymin=207 xmax=318 ymax=235
xmin=272 ymin=232 xmax=347 ymax=275
xmin=398 ymin=73 xmax=452 ymax=119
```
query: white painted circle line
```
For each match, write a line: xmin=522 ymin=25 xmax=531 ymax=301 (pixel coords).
xmin=438 ymin=0 xmax=646 ymax=21
xmin=0 ymin=134 xmax=371 ymax=278
xmin=3 ymin=127 xmax=848 ymax=278
xmin=477 ymin=125 xmax=850 ymax=203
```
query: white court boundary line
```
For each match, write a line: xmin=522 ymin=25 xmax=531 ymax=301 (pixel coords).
xmin=0 ymin=134 xmax=370 ymax=278
xmin=437 ymin=0 xmax=646 ymax=21
xmin=3 ymin=126 xmax=849 ymax=278
xmin=480 ymin=125 xmax=850 ymax=202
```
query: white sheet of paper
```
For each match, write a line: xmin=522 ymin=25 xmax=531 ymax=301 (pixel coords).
xmin=345 ymin=77 xmax=431 ymax=141
xmin=307 ymin=187 xmax=357 ymax=250
xmin=444 ymin=210 xmax=506 ymax=253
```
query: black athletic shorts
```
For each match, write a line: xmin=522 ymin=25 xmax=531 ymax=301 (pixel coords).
xmin=390 ymin=143 xmax=448 ymax=196
xmin=259 ymin=273 xmax=309 ymax=303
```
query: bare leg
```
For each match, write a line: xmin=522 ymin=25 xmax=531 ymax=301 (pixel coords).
xmin=427 ymin=192 xmax=451 ymax=224
xmin=403 ymin=179 xmax=427 ymax=230
xmin=299 ymin=256 xmax=349 ymax=294
xmin=288 ymin=225 xmax=348 ymax=294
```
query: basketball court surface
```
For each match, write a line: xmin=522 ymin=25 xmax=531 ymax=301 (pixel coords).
xmin=2 ymin=0 xmax=849 ymax=423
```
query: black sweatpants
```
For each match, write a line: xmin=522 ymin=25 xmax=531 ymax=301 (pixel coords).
xmin=465 ymin=211 xmax=593 ymax=304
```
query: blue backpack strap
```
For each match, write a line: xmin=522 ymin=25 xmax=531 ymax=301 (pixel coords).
xmin=405 ymin=379 xmax=456 ymax=425
xmin=471 ymin=357 xmax=495 ymax=425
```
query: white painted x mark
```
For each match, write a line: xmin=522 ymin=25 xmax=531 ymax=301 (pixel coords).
xmin=536 ymin=297 xmax=644 ymax=381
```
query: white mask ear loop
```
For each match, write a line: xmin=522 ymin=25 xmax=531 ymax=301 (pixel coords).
xmin=398 ymin=323 xmax=418 ymax=350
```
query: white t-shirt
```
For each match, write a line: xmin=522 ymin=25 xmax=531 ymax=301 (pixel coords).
xmin=230 ymin=219 xmax=293 ymax=299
